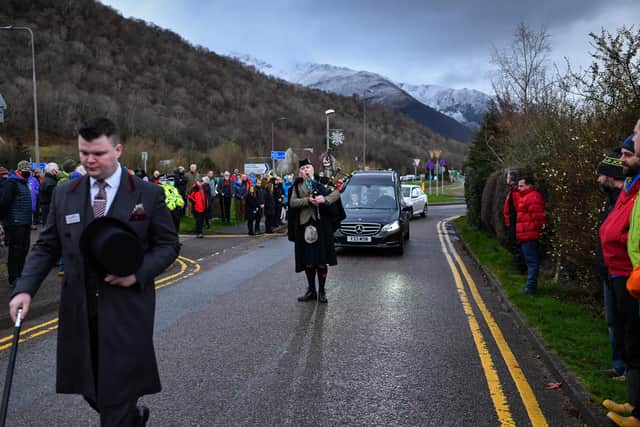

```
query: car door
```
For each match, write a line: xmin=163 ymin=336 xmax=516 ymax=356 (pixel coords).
xmin=411 ymin=187 xmax=424 ymax=215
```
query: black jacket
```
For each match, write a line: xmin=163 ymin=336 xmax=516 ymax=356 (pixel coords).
xmin=245 ymin=194 xmax=260 ymax=219
xmin=39 ymin=173 xmax=58 ymax=206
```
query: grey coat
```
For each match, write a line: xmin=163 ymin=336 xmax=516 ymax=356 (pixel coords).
xmin=289 ymin=180 xmax=340 ymax=225
xmin=14 ymin=169 xmax=180 ymax=406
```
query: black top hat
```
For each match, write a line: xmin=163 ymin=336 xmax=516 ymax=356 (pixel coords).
xmin=80 ymin=217 xmax=144 ymax=277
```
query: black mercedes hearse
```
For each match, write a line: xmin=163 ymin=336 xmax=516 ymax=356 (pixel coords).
xmin=334 ymin=170 xmax=411 ymax=255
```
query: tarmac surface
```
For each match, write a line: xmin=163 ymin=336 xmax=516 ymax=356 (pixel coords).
xmin=0 ymin=205 xmax=594 ymax=425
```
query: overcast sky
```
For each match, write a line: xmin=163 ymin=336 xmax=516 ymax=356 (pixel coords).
xmin=101 ymin=0 xmax=638 ymax=94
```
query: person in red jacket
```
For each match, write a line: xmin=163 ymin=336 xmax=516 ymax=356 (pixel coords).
xmin=601 ymin=131 xmax=640 ymax=426
xmin=503 ymin=170 xmax=526 ymax=274
xmin=187 ymin=179 xmax=209 ymax=238
xmin=516 ymin=176 xmax=546 ymax=293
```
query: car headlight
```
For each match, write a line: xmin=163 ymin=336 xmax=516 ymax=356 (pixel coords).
xmin=381 ymin=220 xmax=400 ymax=232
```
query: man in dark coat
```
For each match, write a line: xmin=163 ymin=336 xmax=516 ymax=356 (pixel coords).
xmin=173 ymin=166 xmax=188 ymax=217
xmin=38 ymin=162 xmax=60 ymax=224
xmin=0 ymin=160 xmax=34 ymax=288
xmin=217 ymin=170 xmax=232 ymax=223
xmin=9 ymin=118 xmax=180 ymax=426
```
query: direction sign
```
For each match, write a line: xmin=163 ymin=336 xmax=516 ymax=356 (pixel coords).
xmin=271 ymin=151 xmax=286 ymax=160
xmin=244 ymin=162 xmax=270 ymax=175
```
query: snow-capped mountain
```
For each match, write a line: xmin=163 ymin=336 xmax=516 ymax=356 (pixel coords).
xmin=398 ymin=84 xmax=491 ymax=129
xmin=229 ymin=53 xmax=485 ymax=142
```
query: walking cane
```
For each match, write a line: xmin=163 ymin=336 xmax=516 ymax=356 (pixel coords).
xmin=0 ymin=308 xmax=23 ymax=427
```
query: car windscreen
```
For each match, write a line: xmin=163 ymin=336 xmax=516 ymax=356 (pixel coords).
xmin=401 ymin=187 xmax=410 ymax=197
xmin=342 ymin=183 xmax=397 ymax=209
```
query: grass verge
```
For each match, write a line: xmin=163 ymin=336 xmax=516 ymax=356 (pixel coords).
xmin=179 ymin=201 xmax=243 ymax=234
xmin=454 ymin=216 xmax=625 ymax=405
xmin=428 ymin=194 xmax=463 ymax=203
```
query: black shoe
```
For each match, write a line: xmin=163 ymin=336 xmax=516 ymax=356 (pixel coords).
xmin=248 ymin=231 xmax=255 ymax=236
xmin=137 ymin=405 xmax=150 ymax=426
xmin=297 ymin=290 xmax=317 ymax=302
xmin=318 ymin=292 xmax=328 ymax=304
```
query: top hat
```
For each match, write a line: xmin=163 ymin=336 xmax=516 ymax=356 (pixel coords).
xmin=80 ymin=217 xmax=144 ymax=277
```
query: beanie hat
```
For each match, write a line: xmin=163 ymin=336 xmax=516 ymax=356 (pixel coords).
xmin=597 ymin=151 xmax=624 ymax=180
xmin=62 ymin=159 xmax=76 ymax=173
xmin=16 ymin=160 xmax=30 ymax=171
xmin=621 ymin=133 xmax=635 ymax=153
xmin=299 ymin=158 xmax=311 ymax=168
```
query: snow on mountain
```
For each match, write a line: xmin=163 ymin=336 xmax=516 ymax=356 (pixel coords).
xmin=398 ymin=83 xmax=492 ymax=129
xmin=228 ymin=53 xmax=480 ymax=141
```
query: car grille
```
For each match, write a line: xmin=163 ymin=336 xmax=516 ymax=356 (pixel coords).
xmin=340 ymin=222 xmax=381 ymax=236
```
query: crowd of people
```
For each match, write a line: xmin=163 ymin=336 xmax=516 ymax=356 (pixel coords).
xmin=503 ymin=121 xmax=640 ymax=427
xmin=0 ymin=156 xmax=298 ymax=288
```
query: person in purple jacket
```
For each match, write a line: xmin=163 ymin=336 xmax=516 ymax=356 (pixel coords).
xmin=28 ymin=169 xmax=40 ymax=226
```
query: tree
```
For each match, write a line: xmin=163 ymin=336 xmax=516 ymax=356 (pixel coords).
xmin=491 ymin=22 xmax=552 ymax=117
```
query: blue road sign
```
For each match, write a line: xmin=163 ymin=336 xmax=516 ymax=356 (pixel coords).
xmin=271 ymin=151 xmax=286 ymax=160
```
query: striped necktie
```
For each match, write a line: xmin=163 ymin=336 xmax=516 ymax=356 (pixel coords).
xmin=93 ymin=180 xmax=108 ymax=218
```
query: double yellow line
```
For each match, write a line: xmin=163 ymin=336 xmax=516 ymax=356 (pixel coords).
xmin=437 ymin=217 xmax=548 ymax=426
xmin=0 ymin=255 xmax=200 ymax=352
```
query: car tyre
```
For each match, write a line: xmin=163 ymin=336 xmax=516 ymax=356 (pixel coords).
xmin=394 ymin=239 xmax=404 ymax=255
xmin=409 ymin=208 xmax=413 ymax=219
xmin=421 ymin=204 xmax=427 ymax=217
xmin=404 ymin=224 xmax=410 ymax=241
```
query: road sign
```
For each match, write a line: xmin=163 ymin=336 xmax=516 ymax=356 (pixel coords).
xmin=271 ymin=151 xmax=286 ymax=160
xmin=141 ymin=152 xmax=148 ymax=161
xmin=440 ymin=159 xmax=446 ymax=166
xmin=413 ymin=158 xmax=420 ymax=167
xmin=244 ymin=162 xmax=270 ymax=175
xmin=427 ymin=160 xmax=434 ymax=170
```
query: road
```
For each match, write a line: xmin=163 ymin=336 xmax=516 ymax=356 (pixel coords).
xmin=0 ymin=205 xmax=584 ymax=426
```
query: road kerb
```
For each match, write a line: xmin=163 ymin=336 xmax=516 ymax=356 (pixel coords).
xmin=450 ymin=219 xmax=608 ymax=427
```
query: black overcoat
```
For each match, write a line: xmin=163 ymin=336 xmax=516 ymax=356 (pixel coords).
xmin=14 ymin=169 xmax=180 ymax=406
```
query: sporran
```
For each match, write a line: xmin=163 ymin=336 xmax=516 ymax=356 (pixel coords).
xmin=304 ymin=224 xmax=319 ymax=244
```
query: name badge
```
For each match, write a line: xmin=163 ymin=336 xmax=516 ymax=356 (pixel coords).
xmin=65 ymin=213 xmax=80 ymax=224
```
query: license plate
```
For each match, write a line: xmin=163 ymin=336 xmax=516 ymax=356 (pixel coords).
xmin=347 ymin=236 xmax=372 ymax=243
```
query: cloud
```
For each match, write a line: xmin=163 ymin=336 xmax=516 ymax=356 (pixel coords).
xmin=101 ymin=0 xmax=640 ymax=93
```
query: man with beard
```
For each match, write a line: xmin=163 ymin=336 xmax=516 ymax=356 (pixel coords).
xmin=601 ymin=130 xmax=640 ymax=426
xmin=503 ymin=170 xmax=526 ymax=274
xmin=596 ymin=150 xmax=626 ymax=380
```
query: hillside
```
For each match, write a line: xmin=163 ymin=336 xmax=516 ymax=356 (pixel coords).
xmin=232 ymin=57 xmax=475 ymax=142
xmin=0 ymin=0 xmax=467 ymax=173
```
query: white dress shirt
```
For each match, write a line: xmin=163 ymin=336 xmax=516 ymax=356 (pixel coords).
xmin=89 ymin=164 xmax=122 ymax=215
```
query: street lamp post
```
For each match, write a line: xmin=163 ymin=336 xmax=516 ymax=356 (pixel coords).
xmin=324 ymin=109 xmax=335 ymax=153
xmin=0 ymin=26 xmax=39 ymax=171
xmin=271 ymin=116 xmax=287 ymax=173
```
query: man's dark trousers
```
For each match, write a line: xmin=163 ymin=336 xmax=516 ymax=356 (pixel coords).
xmin=220 ymin=196 xmax=231 ymax=223
xmin=520 ymin=240 xmax=540 ymax=291
xmin=610 ymin=276 xmax=640 ymax=416
xmin=4 ymin=224 xmax=31 ymax=286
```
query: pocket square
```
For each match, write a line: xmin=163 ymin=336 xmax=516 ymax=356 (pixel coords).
xmin=129 ymin=203 xmax=147 ymax=221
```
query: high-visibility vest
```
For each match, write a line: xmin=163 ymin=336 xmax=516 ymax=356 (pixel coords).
xmin=161 ymin=183 xmax=184 ymax=211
